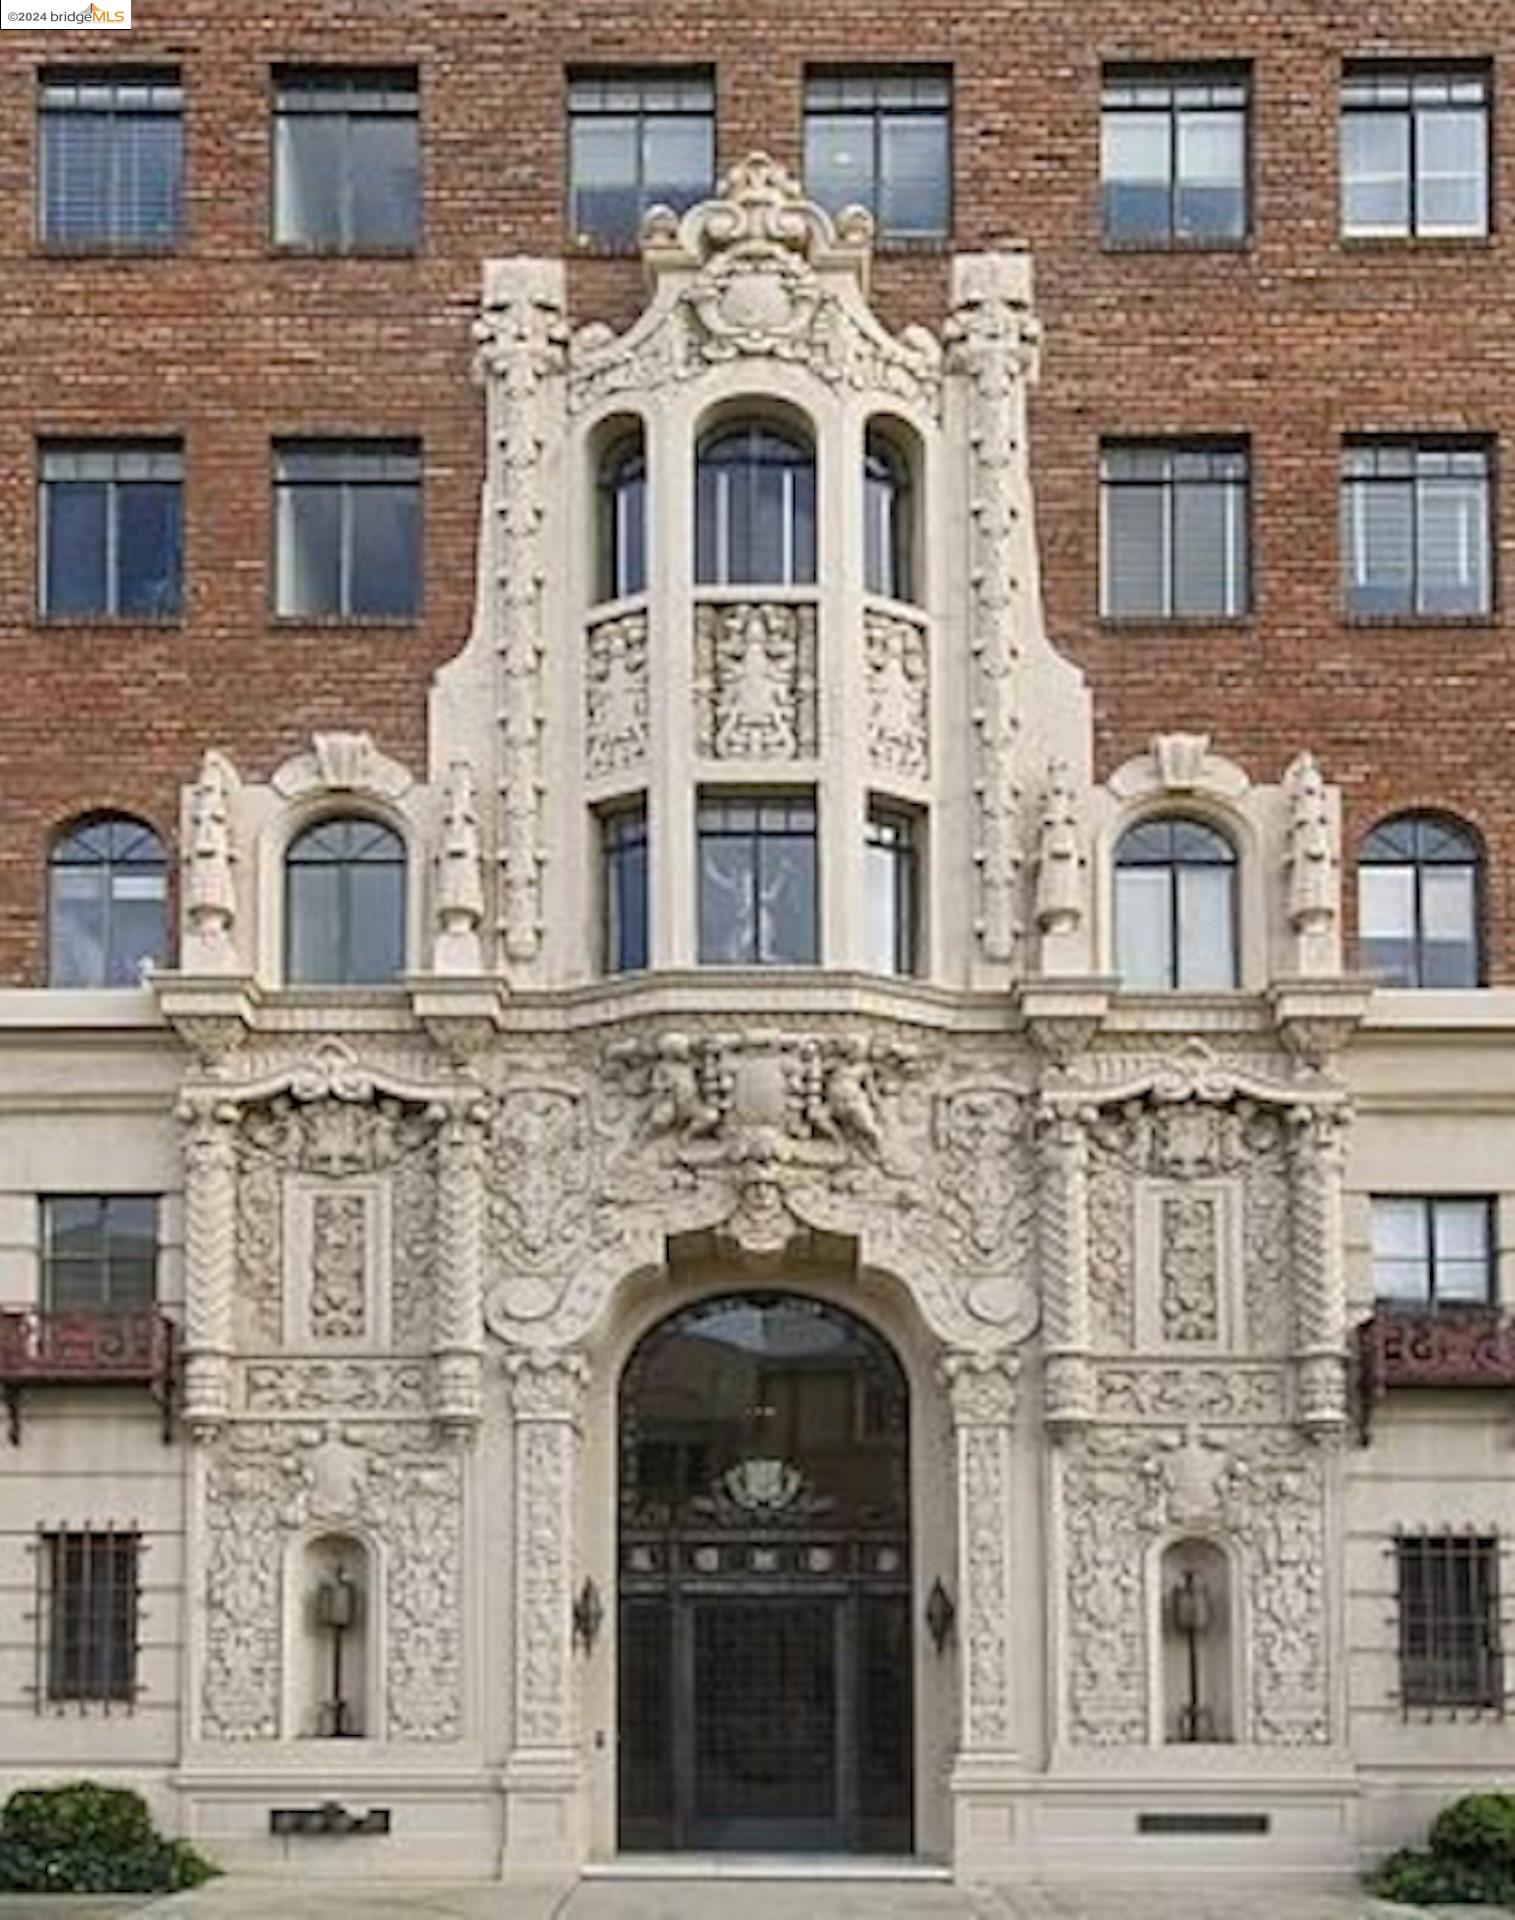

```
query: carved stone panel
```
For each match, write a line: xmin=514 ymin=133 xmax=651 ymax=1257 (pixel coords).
xmin=865 ymin=609 xmax=928 ymax=779
xmin=308 ymin=1193 xmax=368 ymax=1341
xmin=694 ymin=601 xmax=818 ymax=761
xmin=585 ymin=610 xmax=649 ymax=778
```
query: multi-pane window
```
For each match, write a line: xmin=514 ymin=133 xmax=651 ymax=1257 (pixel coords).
xmin=42 ymin=1529 xmax=140 ymax=1706
xmin=602 ymin=801 xmax=649 ymax=974
xmin=273 ymin=68 xmax=420 ymax=252
xmin=864 ymin=805 xmax=919 ymax=975
xmin=41 ymin=1196 xmax=158 ymax=1313
xmin=698 ymin=794 xmax=818 ymax=966
xmin=1341 ymin=441 xmax=1492 ymax=619
xmin=40 ymin=442 xmax=183 ymax=620
xmin=804 ymin=69 xmax=951 ymax=242
xmin=1372 ymin=1196 xmax=1494 ymax=1309
xmin=38 ymin=69 xmax=182 ymax=250
xmin=864 ymin=429 xmax=913 ymax=602
xmin=598 ymin=432 xmax=648 ymax=601
xmin=1358 ymin=814 xmax=1482 ymax=987
xmin=695 ymin=424 xmax=816 ymax=587
xmin=1101 ymin=67 xmax=1249 ymax=245
xmin=48 ymin=815 xmax=168 ymax=988
xmin=1101 ymin=442 xmax=1250 ymax=620
xmin=1115 ymin=817 xmax=1238 ymax=991
xmin=274 ymin=440 xmax=421 ymax=619
xmin=1396 ymin=1534 xmax=1503 ymax=1713
xmin=285 ymin=816 xmax=406 ymax=985
xmin=1342 ymin=66 xmax=1491 ymax=239
xmin=568 ymin=70 xmax=714 ymax=247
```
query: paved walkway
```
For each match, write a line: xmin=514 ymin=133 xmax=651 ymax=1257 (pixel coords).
xmin=5 ymin=1875 xmax=1496 ymax=1920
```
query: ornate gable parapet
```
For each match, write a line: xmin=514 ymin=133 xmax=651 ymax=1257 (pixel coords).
xmin=565 ymin=153 xmax=944 ymax=418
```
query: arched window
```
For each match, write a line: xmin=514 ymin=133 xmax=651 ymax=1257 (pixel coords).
xmin=864 ymin=428 xmax=913 ymax=601
xmin=285 ymin=816 xmax=405 ymax=986
xmin=1115 ymin=816 xmax=1237 ymax=989
xmin=695 ymin=422 xmax=816 ymax=587
xmin=1358 ymin=813 xmax=1481 ymax=987
xmin=597 ymin=430 xmax=647 ymax=601
xmin=48 ymin=814 xmax=167 ymax=987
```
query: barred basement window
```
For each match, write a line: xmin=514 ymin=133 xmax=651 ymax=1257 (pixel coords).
xmin=37 ymin=1528 xmax=140 ymax=1709
xmin=1396 ymin=1532 xmax=1503 ymax=1714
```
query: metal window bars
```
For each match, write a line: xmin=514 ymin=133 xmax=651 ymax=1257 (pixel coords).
xmin=31 ymin=1526 xmax=142 ymax=1714
xmin=1393 ymin=1528 xmax=1505 ymax=1719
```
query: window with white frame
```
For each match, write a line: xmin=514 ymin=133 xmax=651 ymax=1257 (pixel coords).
xmin=1372 ymin=1195 xmax=1494 ymax=1309
xmin=1358 ymin=813 xmax=1482 ymax=986
xmin=1114 ymin=816 xmax=1238 ymax=990
xmin=273 ymin=68 xmax=420 ymax=252
xmin=695 ymin=423 xmax=817 ymax=588
xmin=568 ymin=69 xmax=714 ymax=247
xmin=48 ymin=814 xmax=168 ymax=987
xmin=285 ymin=816 xmax=406 ymax=985
xmin=804 ymin=68 xmax=951 ymax=242
xmin=40 ymin=441 xmax=183 ymax=620
xmin=1341 ymin=441 xmax=1492 ymax=619
xmin=1341 ymin=64 xmax=1490 ymax=239
xmin=1101 ymin=441 xmax=1249 ymax=620
xmin=274 ymin=440 xmax=421 ymax=619
xmin=1101 ymin=65 xmax=1249 ymax=245
xmin=864 ymin=804 xmax=919 ymax=975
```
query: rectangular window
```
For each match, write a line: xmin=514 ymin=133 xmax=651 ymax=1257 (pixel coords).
xmin=42 ymin=1529 xmax=140 ymax=1705
xmin=274 ymin=439 xmax=421 ymax=619
xmin=1396 ymin=1534 xmax=1503 ymax=1712
xmin=804 ymin=68 xmax=951 ymax=242
xmin=864 ymin=804 xmax=919 ymax=975
xmin=41 ymin=1196 xmax=158 ymax=1313
xmin=568 ymin=69 xmax=714 ymax=247
xmin=1342 ymin=65 xmax=1490 ymax=239
xmin=40 ymin=441 xmax=183 ymax=620
xmin=39 ymin=69 xmax=182 ymax=251
xmin=1101 ymin=441 xmax=1250 ymax=620
xmin=1371 ymin=1195 xmax=1494 ymax=1309
xmin=1341 ymin=440 xmax=1492 ymax=618
xmin=273 ymin=68 xmax=420 ymax=252
xmin=697 ymin=793 xmax=818 ymax=965
xmin=602 ymin=801 xmax=649 ymax=974
xmin=1101 ymin=66 xmax=1249 ymax=245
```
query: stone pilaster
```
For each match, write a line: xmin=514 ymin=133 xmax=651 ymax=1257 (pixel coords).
xmin=433 ymin=1100 xmax=488 ymax=1434
xmin=1037 ymin=1102 xmax=1095 ymax=1432
xmin=501 ymin=1347 xmax=589 ymax=1872
xmin=1290 ymin=1103 xmax=1351 ymax=1432
xmin=179 ymin=1094 xmax=239 ymax=1438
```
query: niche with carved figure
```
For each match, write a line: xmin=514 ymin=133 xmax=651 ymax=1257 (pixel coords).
xmin=1159 ymin=1537 xmax=1235 ymax=1744
xmin=292 ymin=1534 xmax=374 ymax=1740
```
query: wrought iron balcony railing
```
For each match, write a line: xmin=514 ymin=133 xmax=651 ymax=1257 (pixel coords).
xmin=1357 ymin=1307 xmax=1515 ymax=1441
xmin=0 ymin=1307 xmax=176 ymax=1443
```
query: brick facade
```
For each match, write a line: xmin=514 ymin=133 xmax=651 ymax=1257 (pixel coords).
xmin=0 ymin=0 xmax=1509 ymax=981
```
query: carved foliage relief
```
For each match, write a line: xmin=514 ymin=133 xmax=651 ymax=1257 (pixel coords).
xmin=309 ymin=1194 xmax=367 ymax=1341
xmin=865 ymin=609 xmax=928 ymax=780
xmin=586 ymin=610 xmax=649 ymax=778
xmin=694 ymin=602 xmax=818 ymax=761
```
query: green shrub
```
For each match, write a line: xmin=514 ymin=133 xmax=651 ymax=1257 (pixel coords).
xmin=0 ymin=1783 xmax=216 ymax=1894
xmin=1430 ymin=1791 xmax=1515 ymax=1872
xmin=1367 ymin=1844 xmax=1511 ymax=1906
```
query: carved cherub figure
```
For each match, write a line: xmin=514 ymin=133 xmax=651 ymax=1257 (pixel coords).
xmin=646 ymin=1033 xmax=722 ymax=1141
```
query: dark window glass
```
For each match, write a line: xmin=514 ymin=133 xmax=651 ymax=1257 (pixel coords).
xmin=697 ymin=794 xmax=818 ymax=965
xmin=864 ymin=806 xmax=919 ymax=975
xmin=568 ymin=70 xmax=714 ymax=246
xmin=1397 ymin=1535 xmax=1503 ymax=1712
xmin=285 ymin=816 xmax=405 ymax=985
xmin=1372 ymin=1196 xmax=1494 ymax=1309
xmin=41 ymin=1195 xmax=158 ymax=1313
xmin=46 ymin=1531 xmax=140 ymax=1704
xmin=804 ymin=69 xmax=951 ymax=241
xmin=1102 ymin=442 xmax=1250 ymax=619
xmin=1358 ymin=814 xmax=1481 ymax=986
xmin=603 ymin=801 xmax=649 ymax=973
xmin=48 ymin=815 xmax=167 ymax=987
xmin=599 ymin=433 xmax=648 ymax=600
xmin=1342 ymin=66 xmax=1490 ymax=239
xmin=273 ymin=69 xmax=420 ymax=252
xmin=1102 ymin=67 xmax=1248 ymax=245
xmin=1115 ymin=816 xmax=1237 ymax=990
xmin=274 ymin=440 xmax=421 ymax=619
xmin=41 ymin=442 xmax=183 ymax=619
xmin=864 ymin=430 xmax=913 ymax=601
xmin=39 ymin=70 xmax=182 ymax=250
xmin=1341 ymin=442 xmax=1491 ymax=619
xmin=695 ymin=424 xmax=816 ymax=587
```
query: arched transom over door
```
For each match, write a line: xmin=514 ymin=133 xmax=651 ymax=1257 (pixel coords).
xmin=618 ymin=1294 xmax=913 ymax=1855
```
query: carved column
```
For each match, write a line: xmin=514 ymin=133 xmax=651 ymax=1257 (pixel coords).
xmin=502 ymin=1347 xmax=589 ymax=1870
xmin=1289 ymin=1103 xmax=1350 ymax=1432
xmin=179 ymin=1094 xmax=240 ymax=1437
xmin=433 ymin=1101 xmax=488 ymax=1434
xmin=941 ymin=1348 xmax=1020 ymax=1870
xmin=1037 ymin=1104 xmax=1095 ymax=1432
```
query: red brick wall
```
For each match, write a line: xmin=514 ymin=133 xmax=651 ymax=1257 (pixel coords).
xmin=0 ymin=2 xmax=1509 ymax=980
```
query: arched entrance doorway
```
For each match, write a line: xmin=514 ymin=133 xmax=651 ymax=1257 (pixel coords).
xmin=617 ymin=1293 xmax=913 ymax=1854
